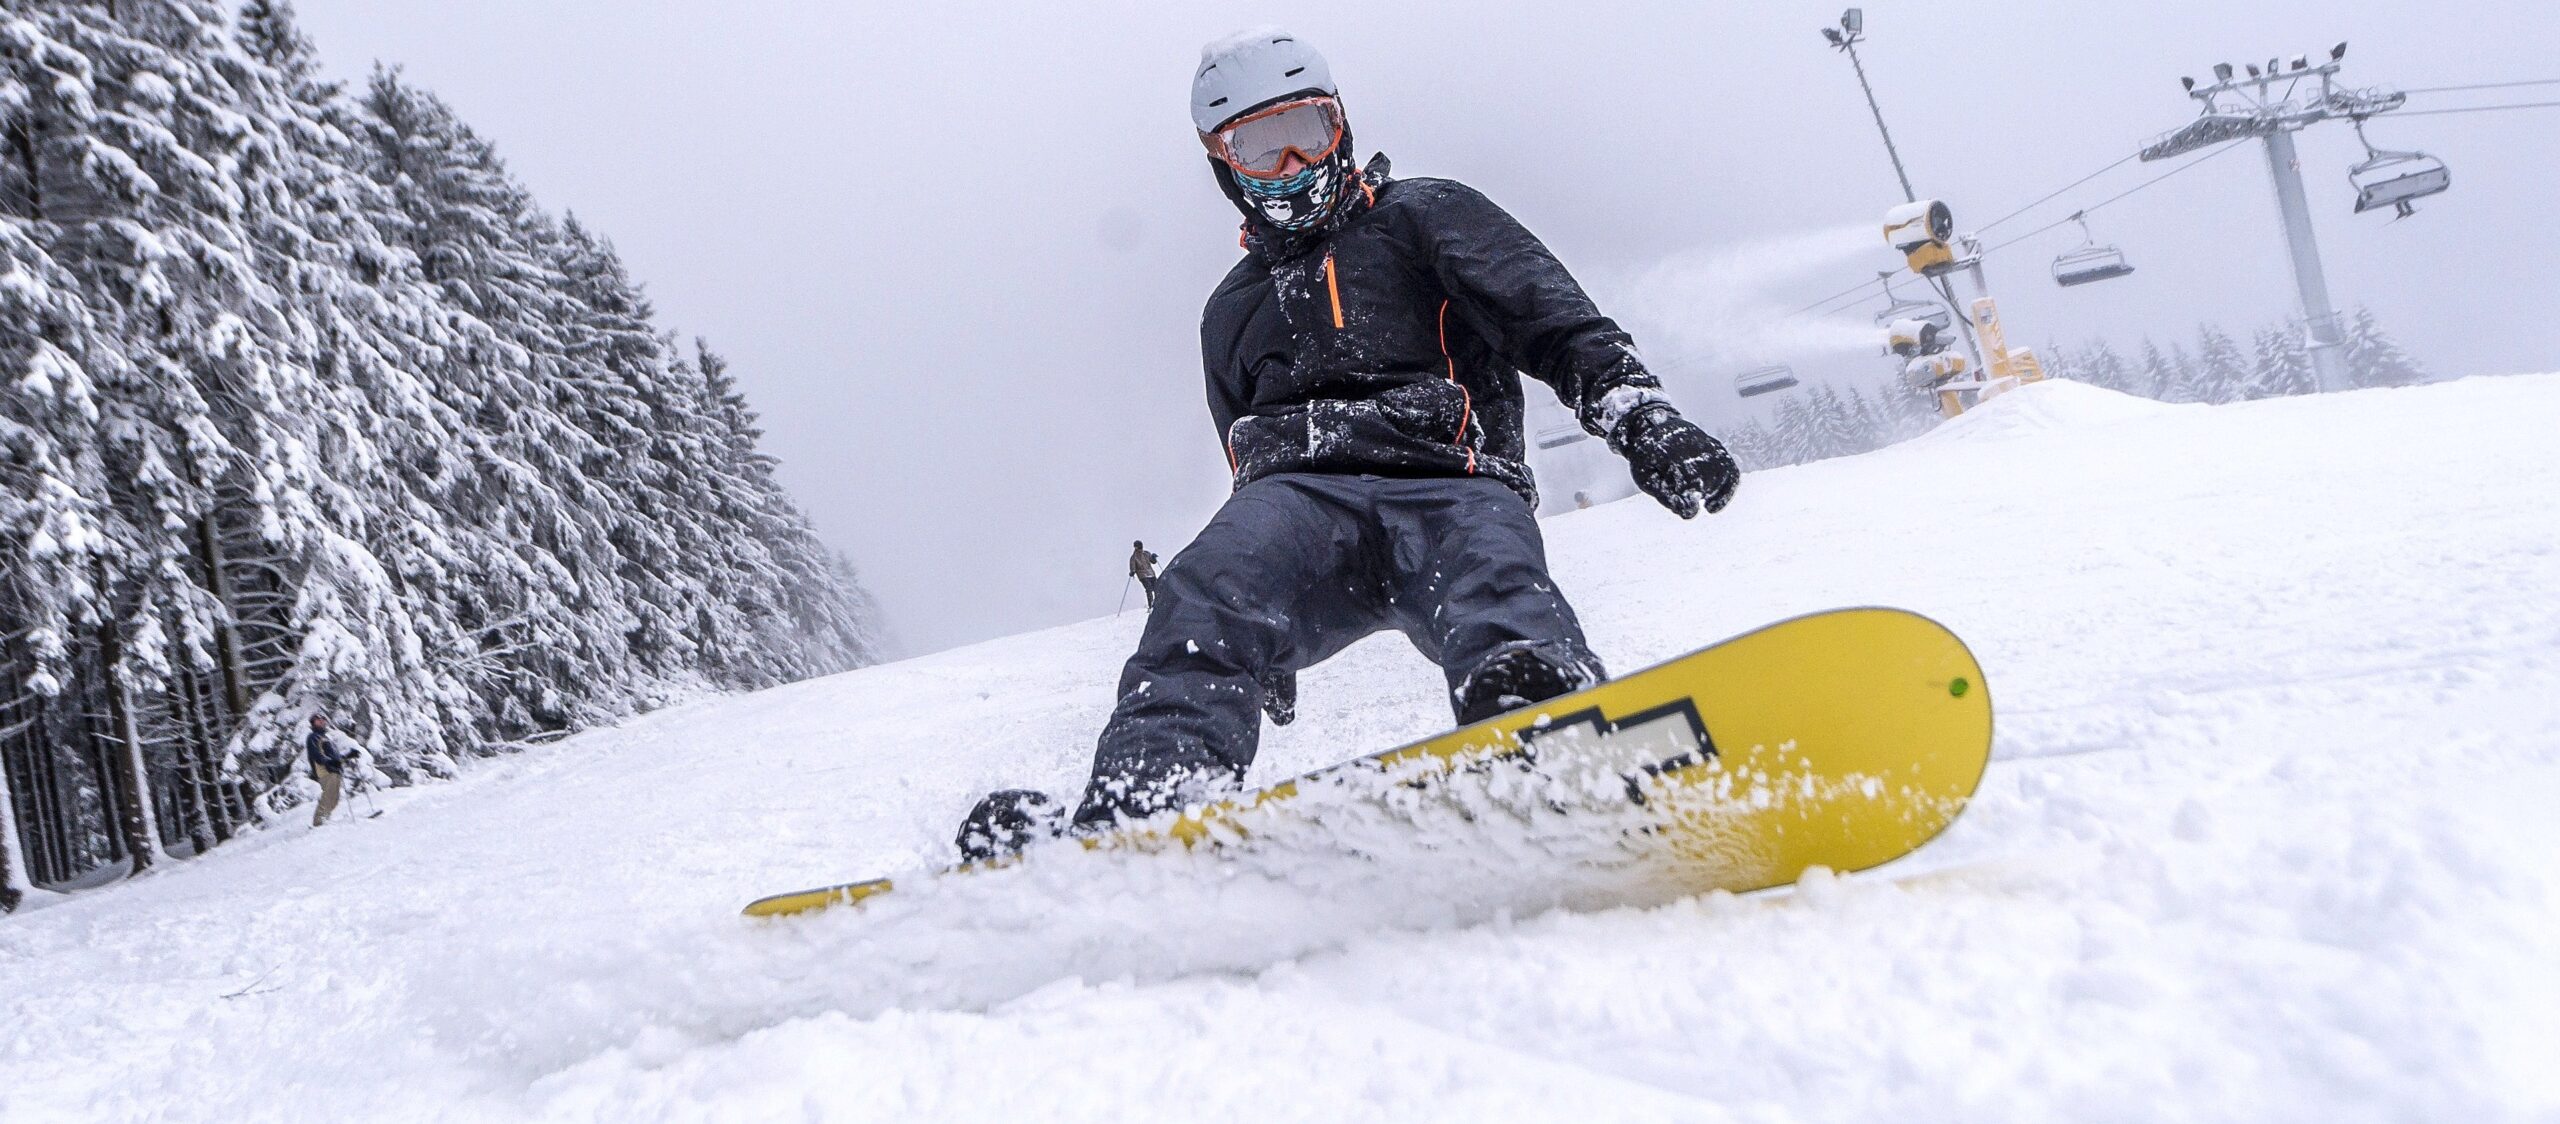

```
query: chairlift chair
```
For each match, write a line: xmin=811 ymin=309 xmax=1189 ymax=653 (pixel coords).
xmin=1874 ymin=298 xmax=1953 ymax=333
xmin=2348 ymin=119 xmax=2449 ymax=219
xmin=1533 ymin=423 xmax=1588 ymax=451
xmin=1870 ymin=271 xmax=1954 ymax=333
xmin=1735 ymin=364 xmax=1801 ymax=398
xmin=2052 ymin=211 xmax=2135 ymax=287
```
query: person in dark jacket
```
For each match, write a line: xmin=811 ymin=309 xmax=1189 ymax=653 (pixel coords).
xmin=1129 ymin=540 xmax=1161 ymax=609
xmin=955 ymin=29 xmax=1738 ymax=860
xmin=305 ymin=713 xmax=357 ymax=827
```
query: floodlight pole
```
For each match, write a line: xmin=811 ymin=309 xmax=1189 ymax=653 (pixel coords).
xmin=1824 ymin=13 xmax=1985 ymax=372
xmin=1829 ymin=24 xmax=1917 ymax=204
xmin=2142 ymin=53 xmax=2403 ymax=393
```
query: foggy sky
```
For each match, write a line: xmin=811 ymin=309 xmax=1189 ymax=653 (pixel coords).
xmin=286 ymin=0 xmax=2560 ymax=655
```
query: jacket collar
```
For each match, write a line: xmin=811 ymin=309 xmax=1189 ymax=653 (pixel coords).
xmin=1239 ymin=152 xmax=1393 ymax=264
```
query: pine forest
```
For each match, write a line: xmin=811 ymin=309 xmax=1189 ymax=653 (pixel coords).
xmin=0 ymin=2 xmax=882 ymax=910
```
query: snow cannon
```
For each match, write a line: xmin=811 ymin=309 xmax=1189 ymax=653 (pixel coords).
xmin=1883 ymin=200 xmax=1957 ymax=276
xmin=1886 ymin=317 xmax=1948 ymax=359
xmin=1902 ymin=352 xmax=1968 ymax=390
xmin=1889 ymin=316 xmax=1964 ymax=389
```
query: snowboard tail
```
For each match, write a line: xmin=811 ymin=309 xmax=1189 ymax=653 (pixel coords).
xmin=744 ymin=607 xmax=1993 ymax=920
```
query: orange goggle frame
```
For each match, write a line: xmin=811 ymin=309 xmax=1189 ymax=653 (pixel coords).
xmin=1200 ymin=96 xmax=1346 ymax=178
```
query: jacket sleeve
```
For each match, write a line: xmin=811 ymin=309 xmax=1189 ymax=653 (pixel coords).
xmin=1199 ymin=267 xmax=1263 ymax=472
xmin=1414 ymin=181 xmax=1674 ymax=438
xmin=1203 ymin=342 xmax=1249 ymax=465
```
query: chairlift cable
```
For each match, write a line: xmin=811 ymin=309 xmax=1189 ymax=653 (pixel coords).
xmin=1785 ymin=273 xmax=1898 ymax=320
xmin=2383 ymin=99 xmax=2560 ymax=118
xmin=1973 ymin=152 xmax=2141 ymax=235
xmin=1982 ymin=141 xmax=2247 ymax=257
xmin=1773 ymin=78 xmax=2550 ymax=329
xmin=2398 ymin=78 xmax=2560 ymax=95
xmin=1787 ymin=142 xmax=2239 ymax=320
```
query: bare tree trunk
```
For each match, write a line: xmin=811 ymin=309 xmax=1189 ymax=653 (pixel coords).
xmin=196 ymin=516 xmax=252 ymax=716
xmin=33 ymin=721 xmax=74 ymax=882
xmin=0 ymin=743 xmax=28 ymax=912
xmin=8 ymin=703 xmax=63 ymax=885
xmin=193 ymin=671 xmax=236 ymax=841
xmin=95 ymin=623 xmax=163 ymax=874
xmin=171 ymin=681 xmax=214 ymax=855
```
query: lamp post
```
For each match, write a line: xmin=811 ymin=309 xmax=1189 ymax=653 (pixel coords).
xmin=1821 ymin=9 xmax=1917 ymax=204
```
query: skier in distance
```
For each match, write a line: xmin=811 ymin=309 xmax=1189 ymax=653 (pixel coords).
xmin=955 ymin=28 xmax=1738 ymax=860
xmin=306 ymin=713 xmax=358 ymax=827
xmin=1129 ymin=540 xmax=1162 ymax=609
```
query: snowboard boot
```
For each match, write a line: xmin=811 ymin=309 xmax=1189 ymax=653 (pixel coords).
xmin=954 ymin=788 xmax=1064 ymax=862
xmin=1454 ymin=641 xmax=1602 ymax=726
xmin=1069 ymin=762 xmax=1246 ymax=833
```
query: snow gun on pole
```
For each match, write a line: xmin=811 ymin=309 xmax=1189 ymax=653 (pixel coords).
xmin=1823 ymin=10 xmax=2045 ymax=419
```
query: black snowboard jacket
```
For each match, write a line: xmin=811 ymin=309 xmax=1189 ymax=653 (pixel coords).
xmin=1202 ymin=158 xmax=1671 ymax=507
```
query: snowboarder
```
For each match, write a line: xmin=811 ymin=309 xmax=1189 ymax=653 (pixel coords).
xmin=1129 ymin=540 xmax=1162 ymax=609
xmin=305 ymin=714 xmax=358 ymax=827
xmin=956 ymin=29 xmax=1738 ymax=860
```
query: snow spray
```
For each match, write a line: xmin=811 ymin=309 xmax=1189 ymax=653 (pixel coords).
xmin=1615 ymin=223 xmax=1890 ymax=376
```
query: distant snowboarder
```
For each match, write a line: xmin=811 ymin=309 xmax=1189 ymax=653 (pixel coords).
xmin=305 ymin=714 xmax=358 ymax=827
xmin=956 ymin=29 xmax=1738 ymax=860
xmin=1129 ymin=540 xmax=1161 ymax=609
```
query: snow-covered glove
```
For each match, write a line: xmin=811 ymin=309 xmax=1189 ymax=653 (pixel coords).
xmin=1610 ymin=404 xmax=1738 ymax=518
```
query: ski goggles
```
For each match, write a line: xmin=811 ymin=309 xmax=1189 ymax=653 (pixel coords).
xmin=1200 ymin=96 xmax=1346 ymax=179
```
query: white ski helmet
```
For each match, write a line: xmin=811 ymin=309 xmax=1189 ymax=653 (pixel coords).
xmin=1191 ymin=28 xmax=1336 ymax=134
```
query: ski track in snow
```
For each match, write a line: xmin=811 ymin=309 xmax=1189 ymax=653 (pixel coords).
xmin=5 ymin=376 xmax=2558 ymax=1122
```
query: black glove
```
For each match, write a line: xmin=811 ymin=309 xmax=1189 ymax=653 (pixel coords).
xmin=1611 ymin=405 xmax=1738 ymax=519
xmin=1258 ymin=669 xmax=1297 ymax=726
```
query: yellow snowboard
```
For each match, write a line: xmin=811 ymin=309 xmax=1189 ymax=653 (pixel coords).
xmin=745 ymin=607 xmax=1992 ymax=920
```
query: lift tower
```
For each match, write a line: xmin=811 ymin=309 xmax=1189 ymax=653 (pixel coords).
xmin=2141 ymin=46 xmax=2409 ymax=393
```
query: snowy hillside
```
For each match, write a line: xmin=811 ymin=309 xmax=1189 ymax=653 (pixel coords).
xmin=5 ymin=375 xmax=2556 ymax=1122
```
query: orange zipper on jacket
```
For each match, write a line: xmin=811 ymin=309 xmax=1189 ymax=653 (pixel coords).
xmin=1324 ymin=250 xmax=1344 ymax=330
xmin=1437 ymin=300 xmax=1477 ymax=474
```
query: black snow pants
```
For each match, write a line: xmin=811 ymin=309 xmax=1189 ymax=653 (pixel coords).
xmin=1075 ymin=472 xmax=1601 ymax=826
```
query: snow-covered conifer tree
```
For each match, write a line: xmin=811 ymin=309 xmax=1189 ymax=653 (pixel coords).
xmin=2343 ymin=307 xmax=2427 ymax=389
xmin=1722 ymin=418 xmax=1777 ymax=472
xmin=2076 ymin=341 xmax=2136 ymax=395
xmin=2159 ymin=341 xmax=2207 ymax=404
xmin=2246 ymin=326 xmax=2314 ymax=399
xmin=1809 ymin=385 xmax=1864 ymax=459
xmin=1770 ymin=394 xmax=1820 ymax=467
xmin=2134 ymin=339 xmax=2175 ymax=401
xmin=1852 ymin=386 xmax=1886 ymax=452
xmin=2193 ymin=327 xmax=2249 ymax=405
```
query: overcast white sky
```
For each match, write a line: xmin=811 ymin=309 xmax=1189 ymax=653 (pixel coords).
xmin=286 ymin=0 xmax=2560 ymax=655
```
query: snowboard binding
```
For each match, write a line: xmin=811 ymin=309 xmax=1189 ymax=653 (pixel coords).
xmin=1454 ymin=641 xmax=1601 ymax=726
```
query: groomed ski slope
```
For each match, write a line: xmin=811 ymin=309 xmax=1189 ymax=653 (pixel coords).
xmin=5 ymin=375 xmax=2557 ymax=1123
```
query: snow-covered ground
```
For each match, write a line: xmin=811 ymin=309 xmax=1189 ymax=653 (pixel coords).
xmin=5 ymin=375 xmax=2556 ymax=1123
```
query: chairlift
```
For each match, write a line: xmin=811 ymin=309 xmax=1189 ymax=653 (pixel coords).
xmin=1870 ymin=271 xmax=1953 ymax=333
xmin=2348 ymin=118 xmax=2449 ymax=219
xmin=1735 ymin=364 xmax=1800 ymax=398
xmin=1874 ymin=297 xmax=1952 ymax=333
xmin=2051 ymin=211 xmax=2135 ymax=287
xmin=1533 ymin=423 xmax=1588 ymax=450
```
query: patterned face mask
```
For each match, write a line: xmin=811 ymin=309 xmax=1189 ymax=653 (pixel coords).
xmin=1231 ymin=152 xmax=1343 ymax=231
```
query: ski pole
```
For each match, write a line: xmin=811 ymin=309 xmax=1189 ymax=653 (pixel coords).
xmin=350 ymin=770 xmax=384 ymax=819
xmin=1118 ymin=575 xmax=1133 ymax=614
